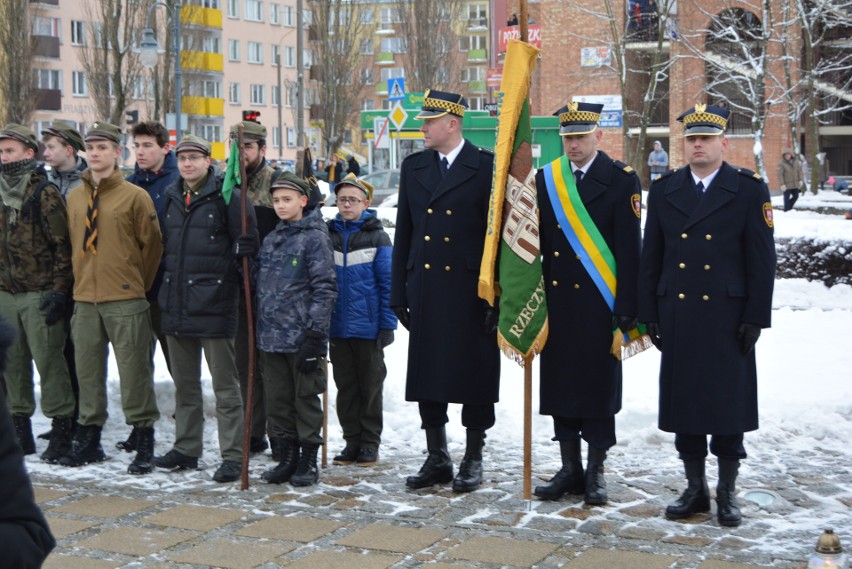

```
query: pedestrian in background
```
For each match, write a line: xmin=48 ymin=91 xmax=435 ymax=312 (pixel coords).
xmin=152 ymin=135 xmax=258 ymax=483
xmin=258 ymin=174 xmax=336 ymax=487
xmin=0 ymin=124 xmax=75 ymax=462
xmin=648 ymin=140 xmax=669 ymax=183
xmin=639 ymin=104 xmax=776 ymax=527
xmin=391 ymin=89 xmax=500 ymax=493
xmin=778 ymin=148 xmax=804 ymax=212
xmin=61 ymin=122 xmax=163 ymax=475
xmin=327 ymin=173 xmax=396 ymax=467
xmin=534 ymin=102 xmax=642 ymax=506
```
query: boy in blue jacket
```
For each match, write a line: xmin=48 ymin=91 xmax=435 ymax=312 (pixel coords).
xmin=327 ymin=174 xmax=396 ymax=467
xmin=257 ymin=173 xmax=337 ymax=486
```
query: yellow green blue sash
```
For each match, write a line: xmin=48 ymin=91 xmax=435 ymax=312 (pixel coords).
xmin=542 ymin=155 xmax=617 ymax=311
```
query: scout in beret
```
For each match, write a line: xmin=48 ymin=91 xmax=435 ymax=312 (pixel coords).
xmin=334 ymin=172 xmax=374 ymax=202
xmin=41 ymin=121 xmax=89 ymax=197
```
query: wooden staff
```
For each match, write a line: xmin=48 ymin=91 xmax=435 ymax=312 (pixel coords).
xmin=237 ymin=125 xmax=256 ymax=491
xmin=519 ymin=0 xmax=532 ymax=502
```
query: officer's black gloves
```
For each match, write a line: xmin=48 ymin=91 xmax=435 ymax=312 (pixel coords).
xmin=378 ymin=329 xmax=395 ymax=348
xmin=392 ymin=306 xmax=410 ymax=330
xmin=297 ymin=330 xmax=325 ymax=373
xmin=737 ymin=322 xmax=761 ymax=355
xmin=39 ymin=292 xmax=67 ymax=326
xmin=614 ymin=315 xmax=638 ymax=334
xmin=646 ymin=322 xmax=662 ymax=351
xmin=233 ymin=233 xmax=259 ymax=259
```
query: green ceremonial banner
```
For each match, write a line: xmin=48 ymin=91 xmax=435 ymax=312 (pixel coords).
xmin=478 ymin=40 xmax=547 ymax=364
xmin=221 ymin=140 xmax=240 ymax=205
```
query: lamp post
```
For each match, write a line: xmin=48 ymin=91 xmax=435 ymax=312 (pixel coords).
xmin=139 ymin=1 xmax=182 ymax=142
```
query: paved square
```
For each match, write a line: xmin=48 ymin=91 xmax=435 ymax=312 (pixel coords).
xmin=43 ymin=555 xmax=120 ymax=569
xmin=75 ymin=526 xmax=194 ymax=556
xmin=235 ymin=516 xmax=343 ymax=542
xmin=564 ymin=548 xmax=678 ymax=568
xmin=284 ymin=551 xmax=402 ymax=569
xmin=33 ymin=486 xmax=70 ymax=505
xmin=49 ymin=496 xmax=157 ymax=518
xmin=168 ymin=538 xmax=293 ymax=569
xmin=142 ymin=505 xmax=246 ymax=531
xmin=447 ymin=536 xmax=558 ymax=567
xmin=698 ymin=561 xmax=769 ymax=569
xmin=45 ymin=517 xmax=99 ymax=539
xmin=336 ymin=523 xmax=447 ymax=553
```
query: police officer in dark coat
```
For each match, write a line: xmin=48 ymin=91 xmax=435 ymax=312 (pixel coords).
xmin=534 ymin=102 xmax=642 ymax=506
xmin=639 ymin=103 xmax=776 ymax=527
xmin=391 ymin=89 xmax=500 ymax=493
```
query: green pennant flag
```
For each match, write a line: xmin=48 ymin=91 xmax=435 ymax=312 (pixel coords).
xmin=221 ymin=140 xmax=241 ymax=205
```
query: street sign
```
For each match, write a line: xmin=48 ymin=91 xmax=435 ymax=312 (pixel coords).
xmin=388 ymin=102 xmax=409 ymax=131
xmin=373 ymin=117 xmax=390 ymax=149
xmin=388 ymin=78 xmax=406 ymax=101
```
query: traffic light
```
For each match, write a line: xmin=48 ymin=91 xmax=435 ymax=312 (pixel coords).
xmin=242 ymin=110 xmax=261 ymax=123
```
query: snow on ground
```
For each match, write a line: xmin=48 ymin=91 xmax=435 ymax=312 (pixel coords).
xmin=22 ymin=202 xmax=852 ymax=559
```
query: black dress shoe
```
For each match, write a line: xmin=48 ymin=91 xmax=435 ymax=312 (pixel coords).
xmin=153 ymin=449 xmax=198 ymax=470
xmin=356 ymin=446 xmax=379 ymax=467
xmin=213 ymin=460 xmax=242 ymax=483
xmin=332 ymin=444 xmax=359 ymax=465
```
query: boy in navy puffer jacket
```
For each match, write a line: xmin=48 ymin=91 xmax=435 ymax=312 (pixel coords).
xmin=327 ymin=174 xmax=396 ymax=467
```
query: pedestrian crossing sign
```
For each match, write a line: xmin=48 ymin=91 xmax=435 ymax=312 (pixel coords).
xmin=388 ymin=78 xmax=406 ymax=101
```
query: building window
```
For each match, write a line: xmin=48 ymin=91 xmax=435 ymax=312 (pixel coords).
xmin=272 ymin=44 xmax=281 ymax=66
xmin=247 ymin=41 xmax=263 ymax=64
xmin=131 ymin=77 xmax=146 ymax=100
xmin=227 ymin=0 xmax=239 ymax=17
xmin=228 ymin=39 xmax=240 ymax=61
xmin=465 ymin=3 xmax=487 ymax=21
xmin=380 ymin=67 xmax=404 ymax=82
xmin=380 ymin=37 xmax=406 ymax=54
xmin=202 ymin=36 xmax=221 ymax=54
xmin=282 ymin=5 xmax=295 ymax=26
xmin=359 ymin=38 xmax=373 ymax=55
xmin=460 ymin=67 xmax=485 ymax=82
xmin=271 ymin=126 xmax=281 ymax=148
xmin=34 ymin=68 xmax=62 ymax=91
xmin=271 ymin=85 xmax=281 ymax=107
xmin=458 ymin=35 xmax=487 ymax=52
xmin=250 ymin=83 xmax=265 ymax=105
xmin=360 ymin=68 xmax=374 ymax=85
xmin=72 ymin=71 xmax=87 ymax=96
xmin=245 ymin=0 xmax=263 ymax=22
xmin=229 ymin=82 xmax=241 ymax=104
xmin=361 ymin=99 xmax=375 ymax=111
xmin=286 ymin=127 xmax=296 ymax=147
xmin=201 ymin=125 xmax=222 ymax=142
xmin=379 ymin=7 xmax=398 ymax=26
xmin=71 ymin=21 xmax=86 ymax=46
xmin=360 ymin=7 xmax=374 ymax=24
xmin=202 ymin=0 xmax=220 ymax=8
xmin=270 ymin=3 xmax=280 ymax=24
xmin=32 ymin=16 xmax=61 ymax=38
xmin=202 ymin=80 xmax=221 ymax=98
xmin=284 ymin=46 xmax=296 ymax=67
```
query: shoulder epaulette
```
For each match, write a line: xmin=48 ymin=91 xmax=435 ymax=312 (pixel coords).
xmin=737 ymin=167 xmax=762 ymax=180
xmin=651 ymin=169 xmax=677 ymax=184
xmin=478 ymin=147 xmax=495 ymax=156
xmin=402 ymin=150 xmax=426 ymax=163
xmin=612 ymin=160 xmax=636 ymax=175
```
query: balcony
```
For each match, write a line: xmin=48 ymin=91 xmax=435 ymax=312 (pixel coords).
xmin=180 ymin=6 xmax=223 ymax=29
xmin=35 ymin=88 xmax=61 ymax=111
xmin=467 ymin=18 xmax=488 ymax=31
xmin=376 ymin=83 xmax=388 ymax=95
xmin=181 ymin=51 xmax=224 ymax=73
xmin=468 ymin=80 xmax=487 ymax=94
xmin=29 ymin=0 xmax=59 ymax=5
xmin=309 ymin=65 xmax=323 ymax=81
xmin=182 ymin=96 xmax=225 ymax=117
xmin=375 ymin=51 xmax=395 ymax=65
xmin=33 ymin=35 xmax=60 ymax=58
xmin=375 ymin=22 xmax=396 ymax=35
xmin=308 ymin=25 xmax=318 ymax=41
xmin=467 ymin=49 xmax=487 ymax=63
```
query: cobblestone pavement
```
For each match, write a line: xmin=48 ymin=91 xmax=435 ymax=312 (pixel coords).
xmin=30 ymin=439 xmax=847 ymax=569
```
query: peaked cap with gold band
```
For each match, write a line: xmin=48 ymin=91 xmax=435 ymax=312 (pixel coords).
xmin=414 ymin=89 xmax=468 ymax=120
xmin=553 ymin=102 xmax=604 ymax=136
xmin=676 ymin=103 xmax=730 ymax=136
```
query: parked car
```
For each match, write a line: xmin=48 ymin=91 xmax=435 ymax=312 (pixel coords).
xmin=377 ymin=191 xmax=399 ymax=208
xmin=361 ymin=169 xmax=400 ymax=206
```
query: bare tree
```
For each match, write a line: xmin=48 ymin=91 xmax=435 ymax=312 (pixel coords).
xmin=0 ymin=0 xmax=36 ymax=125
xmin=78 ymin=0 xmax=148 ymax=125
xmin=394 ymin=0 xmax=465 ymax=93
xmin=311 ymin=0 xmax=370 ymax=156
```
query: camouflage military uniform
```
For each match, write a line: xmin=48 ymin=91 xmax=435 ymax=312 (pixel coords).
xmin=256 ymin=206 xmax=337 ymax=444
xmin=0 ymin=161 xmax=75 ymax=419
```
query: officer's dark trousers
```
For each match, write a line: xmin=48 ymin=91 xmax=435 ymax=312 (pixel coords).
xmin=418 ymin=401 xmax=495 ymax=431
xmin=552 ymin=415 xmax=616 ymax=450
xmin=675 ymin=433 xmax=746 ymax=461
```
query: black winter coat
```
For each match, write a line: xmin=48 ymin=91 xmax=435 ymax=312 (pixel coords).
xmin=391 ymin=141 xmax=500 ymax=404
xmin=158 ymin=168 xmax=258 ymax=337
xmin=639 ymin=163 xmax=776 ymax=434
xmin=537 ymin=152 xmax=642 ymax=418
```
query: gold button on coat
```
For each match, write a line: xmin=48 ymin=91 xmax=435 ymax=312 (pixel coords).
xmin=444 ymin=237 xmax=450 ymax=242
xmin=444 ymin=266 xmax=451 ymax=272
xmin=678 ymin=293 xmax=685 ymax=299
xmin=704 ymin=264 xmax=711 ymax=270
xmin=424 ymin=235 xmax=431 ymax=241
xmin=552 ymin=280 xmax=559 ymax=286
xmin=681 ymin=233 xmax=688 ymax=239
xmin=703 ymin=295 xmax=710 ymax=301
xmin=446 ymin=210 xmax=452 ymax=215
xmin=554 ymin=251 xmax=560 ymax=257
xmin=705 ymin=234 xmax=712 ymax=240
xmin=427 ymin=208 xmax=433 ymax=214
xmin=679 ymin=263 xmax=686 ymax=269
xmin=425 ymin=263 xmax=431 ymax=269
xmin=574 ymin=284 xmax=580 ymax=289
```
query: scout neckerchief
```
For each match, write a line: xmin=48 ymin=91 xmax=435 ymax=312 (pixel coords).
xmin=542 ymin=155 xmax=650 ymax=360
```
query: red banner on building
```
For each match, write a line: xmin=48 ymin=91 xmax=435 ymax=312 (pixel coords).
xmin=498 ymin=25 xmax=542 ymax=52
xmin=487 ymin=68 xmax=503 ymax=89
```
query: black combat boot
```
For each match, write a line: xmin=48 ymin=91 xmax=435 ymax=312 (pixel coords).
xmin=250 ymin=436 xmax=269 ymax=453
xmin=59 ymin=424 xmax=106 ymax=467
xmin=453 ymin=429 xmax=485 ymax=493
xmin=290 ymin=442 xmax=320 ymax=487
xmin=534 ymin=439 xmax=585 ymax=500
xmin=716 ymin=458 xmax=742 ymax=527
xmin=115 ymin=427 xmax=139 ymax=453
xmin=333 ymin=442 xmax=360 ymax=465
xmin=262 ymin=438 xmax=300 ymax=484
xmin=406 ymin=427 xmax=454 ymax=489
xmin=665 ymin=459 xmax=711 ymax=519
xmin=41 ymin=417 xmax=74 ymax=463
xmin=269 ymin=437 xmax=288 ymax=463
xmin=12 ymin=415 xmax=36 ymax=455
xmin=584 ymin=446 xmax=608 ymax=505
xmin=128 ymin=427 xmax=155 ymax=475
